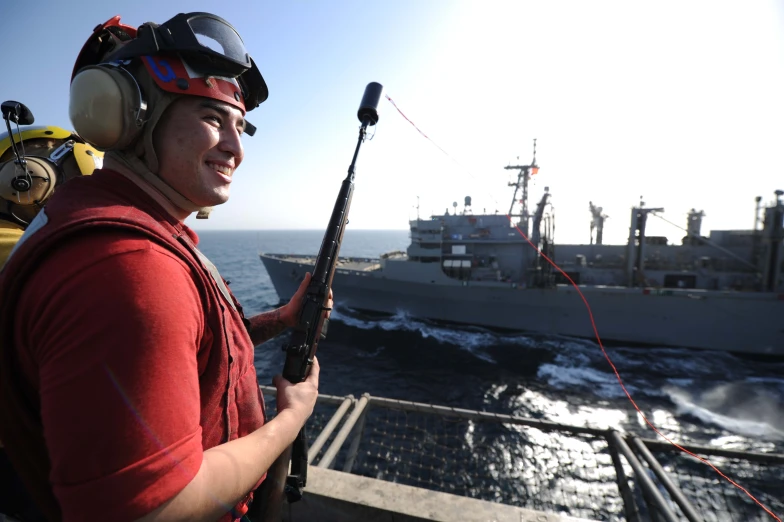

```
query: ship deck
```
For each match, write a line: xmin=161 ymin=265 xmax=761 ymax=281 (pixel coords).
xmin=262 ymin=253 xmax=384 ymax=272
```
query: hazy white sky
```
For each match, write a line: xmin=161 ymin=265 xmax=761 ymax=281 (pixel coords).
xmin=2 ymin=0 xmax=783 ymax=245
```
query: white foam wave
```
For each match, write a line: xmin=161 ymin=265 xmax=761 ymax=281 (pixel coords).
xmin=665 ymin=386 xmax=784 ymax=441
xmin=534 ymin=346 xmax=671 ymax=400
xmin=666 ymin=378 xmax=694 ymax=387
xmin=537 ymin=363 xmax=640 ymax=399
xmin=602 ymin=347 xmax=714 ymax=376
xmin=745 ymin=376 xmax=784 ymax=389
xmin=329 ymin=307 xmax=502 ymax=363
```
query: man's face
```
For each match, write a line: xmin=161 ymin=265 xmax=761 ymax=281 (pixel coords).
xmin=0 ymin=138 xmax=58 ymax=163
xmin=153 ymin=96 xmax=245 ymax=209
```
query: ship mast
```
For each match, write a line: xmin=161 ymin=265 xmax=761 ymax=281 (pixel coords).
xmin=589 ymin=201 xmax=609 ymax=245
xmin=504 ymin=139 xmax=539 ymax=236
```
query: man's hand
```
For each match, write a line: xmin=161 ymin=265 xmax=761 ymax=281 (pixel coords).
xmin=247 ymin=273 xmax=333 ymax=346
xmin=273 ymin=356 xmax=320 ymax=422
xmin=281 ymin=272 xmax=334 ymax=327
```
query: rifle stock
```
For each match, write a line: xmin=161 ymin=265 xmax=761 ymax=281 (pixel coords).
xmin=253 ymin=82 xmax=383 ymax=521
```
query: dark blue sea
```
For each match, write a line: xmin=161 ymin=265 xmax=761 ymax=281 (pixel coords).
xmin=197 ymin=229 xmax=784 ymax=521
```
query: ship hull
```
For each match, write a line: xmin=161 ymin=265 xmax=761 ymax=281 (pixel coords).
xmin=260 ymin=254 xmax=784 ymax=356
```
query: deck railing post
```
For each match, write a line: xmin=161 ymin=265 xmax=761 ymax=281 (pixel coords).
xmin=630 ymin=437 xmax=703 ymax=522
xmin=607 ymin=431 xmax=680 ymax=522
xmin=607 ymin=431 xmax=643 ymax=522
xmin=317 ymin=394 xmax=371 ymax=469
xmin=307 ymin=396 xmax=355 ymax=464
xmin=343 ymin=398 xmax=371 ymax=473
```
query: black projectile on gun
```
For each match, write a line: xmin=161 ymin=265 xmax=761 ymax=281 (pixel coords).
xmin=254 ymin=81 xmax=383 ymax=521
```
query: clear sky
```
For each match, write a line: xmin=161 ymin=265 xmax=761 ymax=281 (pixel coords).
xmin=2 ymin=0 xmax=783 ymax=245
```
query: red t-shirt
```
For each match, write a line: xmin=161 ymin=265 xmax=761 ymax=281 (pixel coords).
xmin=10 ymin=171 xmax=265 ymax=521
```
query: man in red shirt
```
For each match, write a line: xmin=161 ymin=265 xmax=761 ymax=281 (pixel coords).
xmin=0 ymin=108 xmax=104 ymax=521
xmin=0 ymin=13 xmax=327 ymax=522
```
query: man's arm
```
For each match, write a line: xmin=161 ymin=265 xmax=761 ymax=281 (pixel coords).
xmin=136 ymin=361 xmax=319 ymax=522
xmin=248 ymin=272 xmax=333 ymax=346
xmin=247 ymin=307 xmax=289 ymax=346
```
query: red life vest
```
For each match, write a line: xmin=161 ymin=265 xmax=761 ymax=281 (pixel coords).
xmin=0 ymin=169 xmax=266 ymax=521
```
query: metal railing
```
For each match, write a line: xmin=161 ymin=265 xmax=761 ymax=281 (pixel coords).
xmin=259 ymin=386 xmax=784 ymax=522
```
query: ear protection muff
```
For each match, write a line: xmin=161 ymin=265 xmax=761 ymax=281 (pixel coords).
xmin=69 ymin=62 xmax=148 ymax=151
xmin=72 ymin=142 xmax=104 ymax=175
xmin=0 ymin=157 xmax=57 ymax=206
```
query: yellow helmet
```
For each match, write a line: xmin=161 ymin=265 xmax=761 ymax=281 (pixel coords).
xmin=0 ymin=125 xmax=104 ymax=226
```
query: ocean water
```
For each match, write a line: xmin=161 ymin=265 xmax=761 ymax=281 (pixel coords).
xmin=196 ymin=229 xmax=784 ymax=520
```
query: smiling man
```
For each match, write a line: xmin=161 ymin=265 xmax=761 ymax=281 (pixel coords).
xmin=0 ymin=13 xmax=326 ymax=522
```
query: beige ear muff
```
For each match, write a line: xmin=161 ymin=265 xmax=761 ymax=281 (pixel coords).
xmin=69 ymin=64 xmax=148 ymax=151
xmin=0 ymin=157 xmax=57 ymax=205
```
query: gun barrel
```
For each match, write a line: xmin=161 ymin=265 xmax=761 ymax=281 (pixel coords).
xmin=256 ymin=81 xmax=383 ymax=520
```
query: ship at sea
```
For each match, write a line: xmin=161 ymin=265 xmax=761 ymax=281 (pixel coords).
xmin=260 ymin=142 xmax=784 ymax=356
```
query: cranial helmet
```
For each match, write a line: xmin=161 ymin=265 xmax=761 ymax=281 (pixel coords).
xmin=0 ymin=123 xmax=104 ymax=226
xmin=68 ymin=13 xmax=268 ymax=216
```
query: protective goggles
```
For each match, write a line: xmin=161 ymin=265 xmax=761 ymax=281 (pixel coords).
xmin=108 ymin=12 xmax=268 ymax=110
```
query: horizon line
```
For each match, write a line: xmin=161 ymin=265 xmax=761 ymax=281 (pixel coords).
xmin=190 ymin=228 xmax=411 ymax=232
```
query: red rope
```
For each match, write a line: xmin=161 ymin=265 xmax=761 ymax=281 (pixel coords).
xmin=384 ymin=93 xmax=781 ymax=521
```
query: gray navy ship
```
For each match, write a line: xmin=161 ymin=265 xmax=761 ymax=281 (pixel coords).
xmin=260 ymin=142 xmax=784 ymax=356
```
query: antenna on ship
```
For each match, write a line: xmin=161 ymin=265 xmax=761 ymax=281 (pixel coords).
xmin=532 ymin=138 xmax=537 ymax=167
xmin=754 ymin=196 xmax=762 ymax=232
xmin=589 ymin=201 xmax=609 ymax=245
xmin=504 ymin=138 xmax=539 ymax=236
